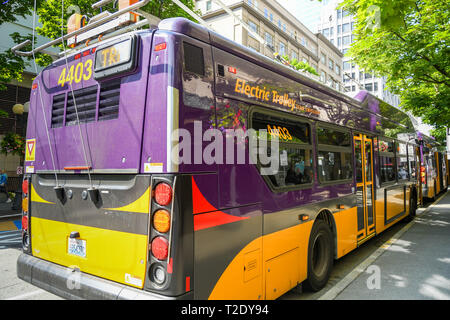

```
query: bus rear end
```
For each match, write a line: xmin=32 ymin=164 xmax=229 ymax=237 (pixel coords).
xmin=17 ymin=29 xmax=193 ymax=300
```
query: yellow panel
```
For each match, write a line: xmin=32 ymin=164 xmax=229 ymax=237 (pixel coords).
xmin=334 ymin=207 xmax=357 ymax=258
xmin=30 ymin=183 xmax=55 ymax=204
xmin=244 ymin=249 xmax=261 ymax=283
xmin=265 ymin=248 xmax=300 ymax=300
xmin=385 ymin=188 xmax=404 ymax=221
xmin=31 ymin=217 xmax=148 ymax=288
xmin=208 ymin=221 xmax=313 ymax=300
xmin=208 ymin=237 xmax=263 ymax=300
xmin=104 ymin=187 xmax=150 ymax=213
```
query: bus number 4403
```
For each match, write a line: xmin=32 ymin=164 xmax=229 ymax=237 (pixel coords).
xmin=58 ymin=59 xmax=93 ymax=87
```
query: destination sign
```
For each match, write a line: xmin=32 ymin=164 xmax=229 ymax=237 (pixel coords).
xmin=95 ymin=39 xmax=132 ymax=71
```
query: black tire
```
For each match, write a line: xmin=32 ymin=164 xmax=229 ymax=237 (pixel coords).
xmin=405 ymin=190 xmax=417 ymax=222
xmin=304 ymin=220 xmax=334 ymax=292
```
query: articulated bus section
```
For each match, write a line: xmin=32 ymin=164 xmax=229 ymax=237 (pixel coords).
xmin=17 ymin=17 xmax=448 ymax=300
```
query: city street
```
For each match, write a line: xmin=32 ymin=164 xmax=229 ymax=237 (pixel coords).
xmin=1 ymin=191 xmax=448 ymax=300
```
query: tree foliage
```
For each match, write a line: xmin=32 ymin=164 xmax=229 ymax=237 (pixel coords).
xmin=338 ymin=0 xmax=450 ymax=132
xmin=281 ymin=54 xmax=320 ymax=76
xmin=0 ymin=1 xmax=44 ymax=90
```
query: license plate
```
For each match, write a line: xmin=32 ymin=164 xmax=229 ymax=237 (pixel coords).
xmin=68 ymin=238 xmax=87 ymax=258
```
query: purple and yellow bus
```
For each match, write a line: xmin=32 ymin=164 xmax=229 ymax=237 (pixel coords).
xmin=18 ymin=17 xmax=423 ymax=300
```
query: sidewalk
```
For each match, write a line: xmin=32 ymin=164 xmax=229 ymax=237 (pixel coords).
xmin=335 ymin=190 xmax=450 ymax=300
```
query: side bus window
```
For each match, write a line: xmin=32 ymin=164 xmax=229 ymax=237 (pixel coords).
xmin=407 ymin=143 xmax=417 ymax=180
xmin=397 ymin=142 xmax=409 ymax=181
xmin=251 ymin=111 xmax=313 ymax=190
xmin=316 ymin=125 xmax=353 ymax=183
xmin=183 ymin=42 xmax=205 ymax=76
xmin=379 ymin=138 xmax=396 ymax=184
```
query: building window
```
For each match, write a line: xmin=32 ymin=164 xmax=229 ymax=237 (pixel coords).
xmin=264 ymin=8 xmax=268 ymax=18
xmin=321 ymin=52 xmax=326 ymax=64
xmin=206 ymin=0 xmax=212 ymax=11
xmin=320 ymin=70 xmax=326 ymax=82
xmin=343 ymin=61 xmax=351 ymax=70
xmin=338 ymin=25 xmax=341 ymax=34
xmin=337 ymin=9 xmax=342 ymax=20
xmin=282 ymin=24 xmax=286 ymax=33
xmin=270 ymin=13 xmax=273 ymax=22
xmin=265 ymin=32 xmax=273 ymax=46
xmin=329 ymin=59 xmax=334 ymax=70
xmin=322 ymin=28 xmax=330 ymax=37
xmin=278 ymin=19 xmax=282 ymax=29
xmin=279 ymin=42 xmax=286 ymax=55
xmin=338 ymin=37 xmax=341 ymax=47
xmin=291 ymin=51 xmax=298 ymax=60
xmin=248 ymin=20 xmax=258 ymax=38
xmin=365 ymin=83 xmax=373 ymax=91
xmin=342 ymin=35 xmax=351 ymax=45
xmin=374 ymin=82 xmax=378 ymax=92
xmin=342 ymin=48 xmax=348 ymax=55
xmin=342 ymin=23 xmax=350 ymax=33
xmin=335 ymin=65 xmax=341 ymax=75
xmin=330 ymin=27 xmax=334 ymax=37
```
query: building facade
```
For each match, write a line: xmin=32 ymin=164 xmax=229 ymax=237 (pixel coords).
xmin=195 ymin=0 xmax=344 ymax=91
xmin=316 ymin=0 xmax=401 ymax=108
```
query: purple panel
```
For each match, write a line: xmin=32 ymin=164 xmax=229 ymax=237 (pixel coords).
xmin=26 ymin=33 xmax=153 ymax=172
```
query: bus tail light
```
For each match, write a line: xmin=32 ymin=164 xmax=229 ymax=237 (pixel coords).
xmin=151 ymin=236 xmax=169 ymax=261
xmin=154 ymin=183 xmax=173 ymax=206
xmin=22 ymin=179 xmax=29 ymax=195
xmin=153 ymin=210 xmax=171 ymax=233
xmin=22 ymin=215 xmax=29 ymax=231
xmin=22 ymin=177 xmax=30 ymax=251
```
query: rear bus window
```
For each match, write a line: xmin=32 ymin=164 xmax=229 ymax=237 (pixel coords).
xmin=183 ymin=42 xmax=205 ymax=76
xmin=316 ymin=125 xmax=353 ymax=183
xmin=251 ymin=112 xmax=313 ymax=190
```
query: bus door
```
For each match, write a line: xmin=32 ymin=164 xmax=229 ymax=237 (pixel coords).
xmin=354 ymin=134 xmax=375 ymax=242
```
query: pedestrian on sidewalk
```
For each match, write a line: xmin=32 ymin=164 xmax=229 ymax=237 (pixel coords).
xmin=0 ymin=169 xmax=11 ymax=203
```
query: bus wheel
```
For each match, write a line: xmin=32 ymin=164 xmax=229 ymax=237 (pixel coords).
xmin=305 ymin=220 xmax=334 ymax=292
xmin=405 ymin=191 xmax=417 ymax=222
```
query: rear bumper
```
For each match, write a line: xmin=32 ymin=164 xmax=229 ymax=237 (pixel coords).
xmin=17 ymin=253 xmax=193 ymax=300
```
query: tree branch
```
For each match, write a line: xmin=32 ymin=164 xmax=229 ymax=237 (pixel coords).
xmin=392 ymin=31 xmax=450 ymax=79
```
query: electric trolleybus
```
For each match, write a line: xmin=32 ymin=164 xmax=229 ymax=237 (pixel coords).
xmin=15 ymin=4 xmax=429 ymax=300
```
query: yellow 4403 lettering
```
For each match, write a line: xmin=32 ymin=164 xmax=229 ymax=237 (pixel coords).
xmin=267 ymin=125 xmax=293 ymax=141
xmin=58 ymin=59 xmax=93 ymax=87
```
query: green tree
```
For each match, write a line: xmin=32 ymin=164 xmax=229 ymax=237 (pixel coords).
xmin=338 ymin=0 xmax=449 ymax=132
xmin=0 ymin=0 xmax=44 ymax=90
xmin=281 ymin=55 xmax=320 ymax=76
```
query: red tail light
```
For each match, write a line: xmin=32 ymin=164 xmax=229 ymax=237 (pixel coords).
xmin=22 ymin=215 xmax=28 ymax=231
xmin=154 ymin=183 xmax=173 ymax=206
xmin=22 ymin=179 xmax=29 ymax=195
xmin=151 ymin=236 xmax=169 ymax=261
